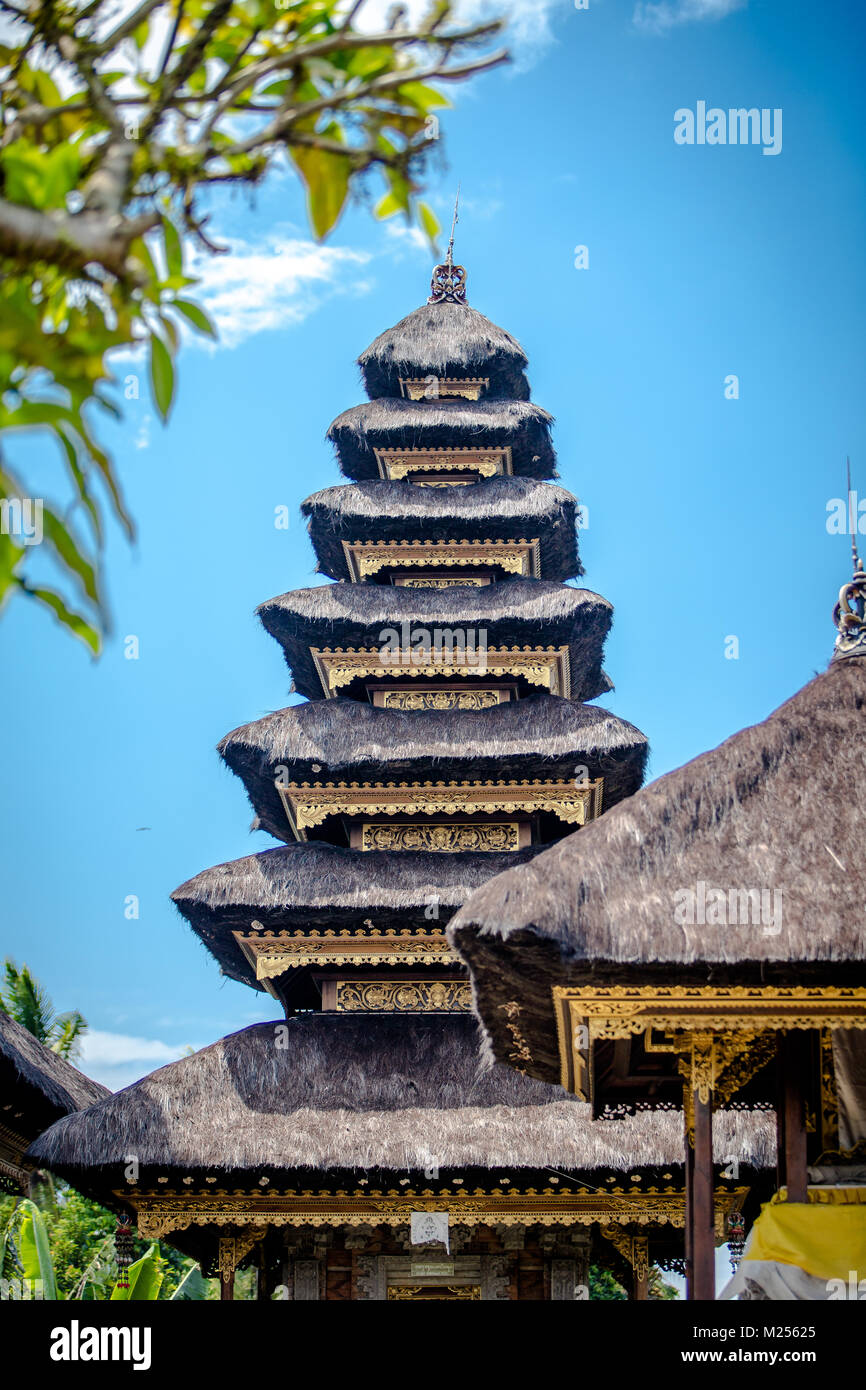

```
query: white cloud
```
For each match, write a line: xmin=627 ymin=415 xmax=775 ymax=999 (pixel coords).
xmin=190 ymin=233 xmax=372 ymax=347
xmin=79 ymin=1029 xmax=194 ymax=1090
xmin=633 ymin=0 xmax=747 ymax=35
xmin=384 ymin=221 xmax=430 ymax=257
xmin=352 ymin=0 xmax=559 ymax=69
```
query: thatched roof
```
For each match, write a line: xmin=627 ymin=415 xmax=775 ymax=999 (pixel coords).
xmin=172 ymin=841 xmax=545 ymax=989
xmin=327 ymin=399 xmax=556 ymax=481
xmin=218 ymin=693 xmax=649 ymax=843
xmin=0 ymin=1010 xmax=109 ymax=1145
xmin=257 ymin=579 xmax=614 ymax=703
xmin=357 ymin=301 xmax=531 ymax=401
xmin=449 ymin=658 xmax=866 ymax=1076
xmin=301 ymin=477 xmax=580 ymax=582
xmin=28 ymin=1016 xmax=774 ymax=1178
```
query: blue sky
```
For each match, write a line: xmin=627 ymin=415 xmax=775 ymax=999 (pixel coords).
xmin=2 ymin=0 xmax=865 ymax=1091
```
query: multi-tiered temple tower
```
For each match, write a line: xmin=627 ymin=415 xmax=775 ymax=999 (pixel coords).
xmin=35 ymin=252 xmax=757 ymax=1303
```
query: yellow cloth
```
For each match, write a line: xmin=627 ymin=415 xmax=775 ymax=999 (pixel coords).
xmin=745 ymin=1191 xmax=866 ymax=1283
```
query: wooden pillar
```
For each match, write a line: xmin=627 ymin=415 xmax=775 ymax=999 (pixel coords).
xmin=632 ymin=1237 xmax=649 ymax=1301
xmin=690 ymin=1090 xmax=715 ymax=1301
xmin=684 ymin=1111 xmax=694 ymax=1299
xmin=220 ymin=1270 xmax=235 ymax=1300
xmin=777 ymin=1031 xmax=809 ymax=1202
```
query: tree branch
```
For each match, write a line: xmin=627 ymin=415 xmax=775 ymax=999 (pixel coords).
xmin=0 ymin=199 xmax=158 ymax=278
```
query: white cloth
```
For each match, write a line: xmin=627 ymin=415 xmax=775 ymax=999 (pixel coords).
xmin=410 ymin=1211 xmax=449 ymax=1252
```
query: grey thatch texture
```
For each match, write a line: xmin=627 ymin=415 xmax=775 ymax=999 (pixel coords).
xmin=218 ymin=692 xmax=649 ymax=843
xmin=449 ymin=658 xmax=866 ymax=1076
xmin=327 ymin=398 xmax=556 ymax=481
xmin=357 ymin=301 xmax=531 ymax=401
xmin=172 ymin=841 xmax=545 ymax=989
xmin=257 ymin=578 xmax=614 ymax=703
xmin=301 ymin=477 xmax=580 ymax=582
xmin=0 ymin=1010 xmax=109 ymax=1121
xmin=28 ymin=1016 xmax=775 ymax=1176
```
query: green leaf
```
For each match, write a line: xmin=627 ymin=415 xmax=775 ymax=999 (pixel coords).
xmin=21 ymin=584 xmax=101 ymax=655
xmin=111 ymin=1245 xmax=163 ymax=1301
xmin=397 ymin=82 xmax=452 ymax=112
xmin=418 ymin=201 xmax=441 ymax=248
xmin=18 ymin=1199 xmax=58 ymax=1299
xmin=148 ymin=334 xmax=174 ymax=421
xmin=161 ymin=217 xmax=183 ymax=279
xmin=172 ymin=299 xmax=217 ymax=339
xmin=1 ymin=141 xmax=80 ymax=210
xmin=40 ymin=506 xmax=100 ymax=605
xmin=375 ymin=191 xmax=403 ymax=220
xmin=289 ymin=140 xmax=352 ymax=240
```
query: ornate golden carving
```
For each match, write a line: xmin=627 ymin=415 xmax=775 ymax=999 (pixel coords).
xmin=218 ymin=1229 xmax=265 ymax=1279
xmin=335 ymin=980 xmax=472 ymax=1013
xmin=553 ymin=984 xmax=866 ymax=1099
xmin=388 ymin=1284 xmax=482 ymax=1299
xmin=499 ymin=1000 xmax=534 ymax=1072
xmin=380 ymin=688 xmax=502 ymax=710
xmin=601 ymin=1228 xmax=649 ymax=1279
xmin=128 ymin=1187 xmax=749 ymax=1239
xmin=820 ymin=1028 xmax=840 ymax=1151
xmin=398 ymin=379 xmax=490 ymax=403
xmin=375 ymin=445 xmax=510 ymax=480
xmin=342 ymin=538 xmax=540 ymax=582
xmin=310 ymin=646 xmax=571 ymax=698
xmin=278 ymin=777 xmax=603 ymax=839
xmin=360 ymin=821 xmax=521 ymax=853
xmin=233 ymin=929 xmax=454 ymax=980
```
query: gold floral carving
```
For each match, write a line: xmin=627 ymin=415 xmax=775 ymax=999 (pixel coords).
xmin=601 ymin=1228 xmax=649 ymax=1279
xmin=279 ymin=777 xmax=603 ymax=839
xmin=380 ymin=688 xmax=501 ymax=710
xmin=820 ymin=1028 xmax=840 ymax=1151
xmin=360 ymin=821 xmax=521 ymax=853
xmin=233 ymin=930 xmax=454 ymax=980
xmin=342 ymin=538 xmax=541 ymax=581
xmin=393 ymin=573 xmax=489 ymax=583
xmin=218 ymin=1229 xmax=265 ymax=1279
xmin=310 ymin=646 xmax=571 ymax=698
xmin=335 ymin=980 xmax=472 ymax=1013
xmin=553 ymin=985 xmax=866 ymax=1099
xmin=130 ymin=1188 xmax=748 ymax=1239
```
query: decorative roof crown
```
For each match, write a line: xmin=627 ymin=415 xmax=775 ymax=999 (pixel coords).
xmin=428 ymin=189 xmax=467 ymax=304
xmin=832 ymin=460 xmax=866 ymax=662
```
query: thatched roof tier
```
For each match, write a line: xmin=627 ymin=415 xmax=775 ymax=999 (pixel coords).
xmin=357 ymin=301 xmax=531 ymax=401
xmin=257 ymin=579 xmax=614 ymax=702
xmin=0 ymin=1011 xmax=109 ymax=1184
xmin=327 ymin=399 xmax=556 ymax=480
xmin=301 ymin=478 xmax=580 ymax=582
xmin=218 ymin=693 xmax=649 ymax=843
xmin=27 ymin=1016 xmax=774 ymax=1178
xmin=449 ymin=659 xmax=866 ymax=1079
xmin=172 ymin=842 xmax=544 ymax=989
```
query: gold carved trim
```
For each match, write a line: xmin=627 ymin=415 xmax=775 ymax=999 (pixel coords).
xmin=397 ymin=379 xmax=490 ymax=403
xmin=334 ymin=979 xmax=472 ymax=1013
xmin=552 ymin=985 xmax=866 ymax=1099
xmin=277 ymin=777 xmax=603 ymax=839
xmin=388 ymin=1284 xmax=482 ymax=1299
xmin=233 ymin=930 xmax=453 ymax=980
xmin=218 ymin=1229 xmax=265 ymax=1279
xmin=310 ymin=646 xmax=571 ymax=698
xmin=375 ymin=445 xmax=510 ymax=478
xmin=379 ymin=687 xmax=504 ymax=710
xmin=128 ymin=1188 xmax=747 ymax=1240
xmin=359 ymin=821 xmax=521 ymax=853
xmin=341 ymin=538 xmax=541 ymax=581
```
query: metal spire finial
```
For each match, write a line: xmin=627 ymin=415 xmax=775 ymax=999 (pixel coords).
xmin=831 ymin=457 xmax=866 ymax=662
xmin=428 ymin=187 xmax=467 ymax=305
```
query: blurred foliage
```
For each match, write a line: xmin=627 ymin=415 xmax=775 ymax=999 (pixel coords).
xmin=0 ymin=0 xmax=505 ymax=650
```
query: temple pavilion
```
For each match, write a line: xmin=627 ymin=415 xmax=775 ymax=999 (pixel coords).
xmin=450 ymin=553 xmax=866 ymax=1299
xmin=29 ymin=248 xmax=773 ymax=1299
